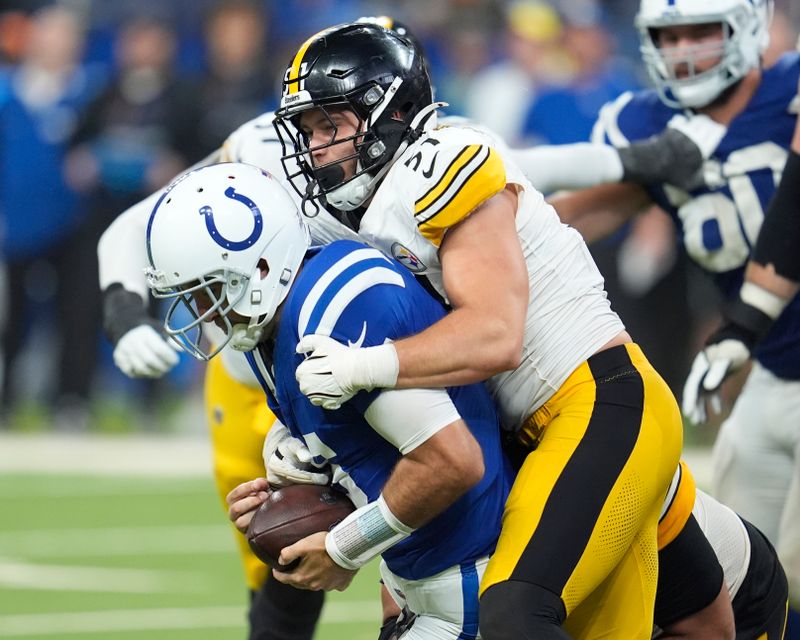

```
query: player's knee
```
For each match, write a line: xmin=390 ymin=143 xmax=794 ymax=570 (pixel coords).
xmin=249 ymin=577 xmax=324 ymax=640
xmin=479 ymin=581 xmax=569 ymax=640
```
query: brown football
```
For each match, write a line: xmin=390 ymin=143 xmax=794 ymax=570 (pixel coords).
xmin=246 ymin=484 xmax=355 ymax=571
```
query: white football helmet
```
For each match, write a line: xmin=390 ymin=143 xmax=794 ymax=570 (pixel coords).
xmin=636 ymin=0 xmax=773 ymax=109
xmin=145 ymin=163 xmax=310 ymax=360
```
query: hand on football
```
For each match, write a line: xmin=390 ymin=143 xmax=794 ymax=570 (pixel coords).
xmin=113 ymin=323 xmax=180 ymax=378
xmin=263 ymin=420 xmax=330 ymax=487
xmin=273 ymin=531 xmax=357 ymax=592
xmin=226 ymin=478 xmax=270 ymax=533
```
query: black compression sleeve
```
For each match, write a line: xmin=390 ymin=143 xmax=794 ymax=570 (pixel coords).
xmin=753 ymin=149 xmax=800 ymax=281
xmin=102 ymin=283 xmax=153 ymax=345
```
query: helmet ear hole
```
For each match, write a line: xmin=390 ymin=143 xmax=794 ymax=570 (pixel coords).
xmin=257 ymin=258 xmax=269 ymax=280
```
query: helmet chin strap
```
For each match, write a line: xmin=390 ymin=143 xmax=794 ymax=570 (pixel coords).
xmin=230 ymin=323 xmax=263 ymax=351
xmin=324 ymin=101 xmax=447 ymax=212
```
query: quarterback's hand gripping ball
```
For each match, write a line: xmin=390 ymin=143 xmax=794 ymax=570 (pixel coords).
xmin=246 ymin=484 xmax=355 ymax=571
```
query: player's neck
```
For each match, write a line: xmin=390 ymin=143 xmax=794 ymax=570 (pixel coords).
xmin=696 ymin=67 xmax=762 ymax=126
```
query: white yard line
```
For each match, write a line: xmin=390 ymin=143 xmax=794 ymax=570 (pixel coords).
xmin=0 ymin=524 xmax=234 ymax=558
xmin=0 ymin=433 xmax=212 ymax=476
xmin=0 ymin=558 xmax=209 ymax=593
xmin=0 ymin=600 xmax=380 ymax=636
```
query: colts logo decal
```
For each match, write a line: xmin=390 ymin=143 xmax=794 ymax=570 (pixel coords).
xmin=200 ymin=187 xmax=263 ymax=251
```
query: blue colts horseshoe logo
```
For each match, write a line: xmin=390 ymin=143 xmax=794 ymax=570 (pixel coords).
xmin=200 ymin=187 xmax=264 ymax=250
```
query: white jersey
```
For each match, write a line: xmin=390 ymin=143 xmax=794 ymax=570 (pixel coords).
xmin=693 ymin=488 xmax=750 ymax=601
xmin=358 ymin=118 xmax=625 ymax=429
xmin=97 ymin=112 xmax=358 ymax=298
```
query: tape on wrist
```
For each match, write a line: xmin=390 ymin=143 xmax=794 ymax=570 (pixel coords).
xmin=740 ymin=282 xmax=788 ymax=320
xmin=325 ymin=494 xmax=415 ymax=570
xmin=363 ymin=343 xmax=400 ymax=389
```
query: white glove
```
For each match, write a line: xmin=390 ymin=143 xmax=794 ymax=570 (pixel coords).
xmin=113 ymin=324 xmax=180 ymax=378
xmin=295 ymin=335 xmax=399 ymax=410
xmin=682 ymin=339 xmax=750 ymax=424
xmin=263 ymin=419 xmax=330 ymax=488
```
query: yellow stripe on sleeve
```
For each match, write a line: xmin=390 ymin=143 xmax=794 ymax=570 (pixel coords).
xmin=416 ymin=146 xmax=506 ymax=247
xmin=657 ymin=460 xmax=697 ymax=550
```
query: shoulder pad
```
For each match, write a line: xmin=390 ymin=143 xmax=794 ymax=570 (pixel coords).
xmin=592 ymin=90 xmax=673 ymax=147
xmin=399 ymin=128 xmax=506 ymax=247
xmin=220 ymin=111 xmax=278 ymax=162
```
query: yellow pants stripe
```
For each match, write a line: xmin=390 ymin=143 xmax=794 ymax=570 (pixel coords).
xmin=482 ymin=343 xmax=683 ymax=639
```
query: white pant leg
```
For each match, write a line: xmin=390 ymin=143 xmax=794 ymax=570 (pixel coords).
xmin=379 ymin=557 xmax=488 ymax=640
xmin=778 ymin=435 xmax=800 ymax=608
xmin=711 ymin=363 xmax=800 ymax=602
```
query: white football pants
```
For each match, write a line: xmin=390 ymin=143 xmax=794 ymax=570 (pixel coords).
xmin=711 ymin=362 xmax=800 ymax=606
xmin=379 ymin=556 xmax=488 ymax=640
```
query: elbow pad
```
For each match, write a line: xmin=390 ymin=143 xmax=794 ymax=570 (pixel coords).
xmin=102 ymin=283 xmax=154 ymax=345
xmin=752 ymin=150 xmax=800 ymax=281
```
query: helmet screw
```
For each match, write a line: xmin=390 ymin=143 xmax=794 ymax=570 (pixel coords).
xmin=368 ymin=141 xmax=386 ymax=158
xmin=363 ymin=86 xmax=383 ymax=106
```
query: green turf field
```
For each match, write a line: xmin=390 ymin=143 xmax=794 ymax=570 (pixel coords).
xmin=0 ymin=473 xmax=382 ymax=639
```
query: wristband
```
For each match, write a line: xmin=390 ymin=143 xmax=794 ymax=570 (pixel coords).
xmin=362 ymin=343 xmax=400 ymax=390
xmin=325 ymin=494 xmax=415 ymax=570
xmin=740 ymin=282 xmax=789 ymax=320
xmin=725 ymin=292 xmax=776 ymax=345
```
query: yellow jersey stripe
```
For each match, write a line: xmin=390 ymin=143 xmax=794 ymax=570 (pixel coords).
xmin=417 ymin=147 xmax=506 ymax=247
xmin=415 ymin=145 xmax=480 ymax=215
xmin=657 ymin=460 xmax=696 ymax=550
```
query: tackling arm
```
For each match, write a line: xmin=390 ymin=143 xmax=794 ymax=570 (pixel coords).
xmin=390 ymin=187 xmax=528 ymax=388
xmin=549 ymin=182 xmax=652 ymax=244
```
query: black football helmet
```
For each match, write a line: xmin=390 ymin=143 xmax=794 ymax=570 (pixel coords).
xmin=273 ymin=23 xmax=434 ymax=213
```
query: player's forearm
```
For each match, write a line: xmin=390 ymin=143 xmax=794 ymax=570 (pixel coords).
xmin=509 ymin=143 xmax=623 ymax=194
xmin=549 ymin=182 xmax=650 ymax=244
xmin=392 ymin=188 xmax=528 ymax=388
xmin=380 ymin=421 xmax=484 ymax=529
xmin=744 ymin=262 xmax=799 ymax=304
xmin=749 ymin=140 xmax=800 ymax=292
xmin=392 ymin=307 xmax=523 ymax=388
xmin=325 ymin=422 xmax=484 ymax=571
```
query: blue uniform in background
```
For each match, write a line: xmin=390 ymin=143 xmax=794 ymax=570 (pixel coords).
xmin=594 ymin=52 xmax=800 ymax=635
xmin=594 ymin=52 xmax=800 ymax=380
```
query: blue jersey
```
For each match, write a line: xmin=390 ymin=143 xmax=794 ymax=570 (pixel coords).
xmin=246 ymin=240 xmax=512 ymax=580
xmin=593 ymin=52 xmax=800 ymax=379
